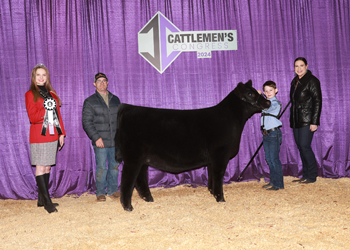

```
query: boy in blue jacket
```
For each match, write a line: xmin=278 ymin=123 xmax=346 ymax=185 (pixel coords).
xmin=258 ymin=81 xmax=284 ymax=190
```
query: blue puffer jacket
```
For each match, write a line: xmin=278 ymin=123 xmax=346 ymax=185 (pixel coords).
xmin=82 ymin=90 xmax=121 ymax=147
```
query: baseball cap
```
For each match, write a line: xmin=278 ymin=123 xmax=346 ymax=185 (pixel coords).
xmin=94 ymin=72 xmax=108 ymax=82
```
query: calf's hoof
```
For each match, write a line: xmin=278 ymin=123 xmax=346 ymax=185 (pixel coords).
xmin=44 ymin=204 xmax=58 ymax=213
xmin=142 ymin=195 xmax=154 ymax=202
xmin=122 ymin=204 xmax=134 ymax=212
xmin=214 ymin=195 xmax=225 ymax=202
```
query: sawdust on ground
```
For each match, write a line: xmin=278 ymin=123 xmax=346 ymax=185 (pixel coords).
xmin=1 ymin=176 xmax=350 ymax=250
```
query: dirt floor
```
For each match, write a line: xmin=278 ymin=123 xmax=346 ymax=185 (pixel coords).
xmin=1 ymin=176 xmax=350 ymax=250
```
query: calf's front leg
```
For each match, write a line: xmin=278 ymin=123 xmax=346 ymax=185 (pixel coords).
xmin=211 ymin=164 xmax=226 ymax=202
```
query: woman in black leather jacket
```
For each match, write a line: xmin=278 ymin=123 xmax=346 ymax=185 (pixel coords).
xmin=290 ymin=57 xmax=322 ymax=183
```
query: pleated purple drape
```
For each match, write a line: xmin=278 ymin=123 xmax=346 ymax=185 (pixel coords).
xmin=0 ymin=0 xmax=349 ymax=199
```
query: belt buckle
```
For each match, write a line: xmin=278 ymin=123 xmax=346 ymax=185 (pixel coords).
xmin=262 ymin=130 xmax=268 ymax=135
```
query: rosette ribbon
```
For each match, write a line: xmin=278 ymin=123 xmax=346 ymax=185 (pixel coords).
xmin=41 ymin=97 xmax=63 ymax=136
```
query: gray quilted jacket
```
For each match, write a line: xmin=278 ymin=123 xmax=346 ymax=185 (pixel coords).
xmin=82 ymin=91 xmax=120 ymax=147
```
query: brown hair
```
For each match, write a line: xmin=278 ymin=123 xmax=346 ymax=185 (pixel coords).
xmin=29 ymin=64 xmax=61 ymax=106
xmin=263 ymin=80 xmax=277 ymax=90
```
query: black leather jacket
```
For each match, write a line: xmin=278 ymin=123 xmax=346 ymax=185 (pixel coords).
xmin=289 ymin=70 xmax=322 ymax=128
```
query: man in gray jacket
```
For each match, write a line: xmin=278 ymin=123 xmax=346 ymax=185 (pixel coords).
xmin=82 ymin=73 xmax=121 ymax=202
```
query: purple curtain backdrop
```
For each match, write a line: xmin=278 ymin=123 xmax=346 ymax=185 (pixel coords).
xmin=0 ymin=0 xmax=349 ymax=200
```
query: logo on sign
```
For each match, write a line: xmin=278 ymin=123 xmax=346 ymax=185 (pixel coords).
xmin=138 ymin=12 xmax=237 ymax=74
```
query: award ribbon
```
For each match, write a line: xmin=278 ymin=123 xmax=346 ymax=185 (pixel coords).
xmin=40 ymin=90 xmax=63 ymax=136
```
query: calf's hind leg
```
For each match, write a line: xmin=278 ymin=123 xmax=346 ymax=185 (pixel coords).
xmin=207 ymin=165 xmax=214 ymax=194
xmin=135 ymin=164 xmax=154 ymax=202
xmin=120 ymin=162 xmax=141 ymax=211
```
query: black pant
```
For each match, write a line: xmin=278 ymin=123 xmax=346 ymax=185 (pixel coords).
xmin=293 ymin=126 xmax=318 ymax=181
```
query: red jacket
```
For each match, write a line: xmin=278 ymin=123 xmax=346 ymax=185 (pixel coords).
xmin=25 ymin=90 xmax=66 ymax=143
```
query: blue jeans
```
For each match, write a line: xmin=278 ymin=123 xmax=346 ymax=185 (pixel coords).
xmin=93 ymin=146 xmax=120 ymax=196
xmin=293 ymin=126 xmax=317 ymax=182
xmin=263 ymin=129 xmax=284 ymax=189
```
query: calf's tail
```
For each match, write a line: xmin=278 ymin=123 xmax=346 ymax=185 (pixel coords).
xmin=115 ymin=104 xmax=126 ymax=163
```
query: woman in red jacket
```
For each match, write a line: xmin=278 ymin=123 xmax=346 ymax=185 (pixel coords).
xmin=25 ymin=63 xmax=66 ymax=213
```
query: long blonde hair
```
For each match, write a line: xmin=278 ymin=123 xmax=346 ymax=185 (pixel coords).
xmin=29 ymin=64 xmax=61 ymax=106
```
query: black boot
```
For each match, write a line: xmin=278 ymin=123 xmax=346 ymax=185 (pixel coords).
xmin=36 ymin=175 xmax=57 ymax=213
xmin=44 ymin=173 xmax=59 ymax=207
xmin=37 ymin=173 xmax=58 ymax=207
xmin=37 ymin=187 xmax=43 ymax=207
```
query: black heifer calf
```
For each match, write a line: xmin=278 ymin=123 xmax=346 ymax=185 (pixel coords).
xmin=115 ymin=80 xmax=270 ymax=211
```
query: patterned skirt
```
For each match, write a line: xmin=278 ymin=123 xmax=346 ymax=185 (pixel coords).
xmin=30 ymin=141 xmax=58 ymax=166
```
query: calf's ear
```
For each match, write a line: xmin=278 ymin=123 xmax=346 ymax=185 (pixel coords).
xmin=234 ymin=82 xmax=244 ymax=97
xmin=246 ymin=80 xmax=253 ymax=87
